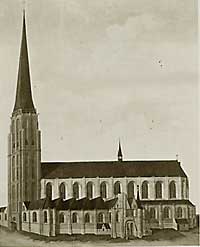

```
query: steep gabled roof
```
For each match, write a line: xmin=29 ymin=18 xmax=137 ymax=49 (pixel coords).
xmin=23 ymin=197 xmax=117 ymax=211
xmin=140 ymin=199 xmax=195 ymax=207
xmin=41 ymin=160 xmax=187 ymax=179
xmin=0 ymin=207 xmax=7 ymax=212
xmin=175 ymin=218 xmax=189 ymax=224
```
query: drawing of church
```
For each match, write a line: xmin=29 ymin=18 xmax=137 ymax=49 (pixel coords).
xmin=0 ymin=12 xmax=196 ymax=239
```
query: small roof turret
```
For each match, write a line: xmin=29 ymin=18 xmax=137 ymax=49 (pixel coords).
xmin=118 ymin=140 xmax=123 ymax=161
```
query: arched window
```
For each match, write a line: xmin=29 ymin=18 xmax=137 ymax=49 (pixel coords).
xmin=116 ymin=211 xmax=119 ymax=222
xmin=186 ymin=179 xmax=189 ymax=198
xmin=46 ymin=182 xmax=52 ymax=200
xmin=84 ymin=213 xmax=90 ymax=223
xmin=142 ymin=181 xmax=148 ymax=199
xmin=155 ymin=181 xmax=162 ymax=199
xmin=127 ymin=181 xmax=134 ymax=198
xmin=150 ymin=208 xmax=156 ymax=219
xmin=44 ymin=211 xmax=48 ymax=223
xmin=114 ymin=181 xmax=121 ymax=196
xmin=32 ymin=212 xmax=37 ymax=222
xmin=169 ymin=181 xmax=176 ymax=199
xmin=72 ymin=213 xmax=78 ymax=223
xmin=163 ymin=207 xmax=170 ymax=219
xmin=181 ymin=180 xmax=185 ymax=198
xmin=98 ymin=212 xmax=104 ymax=223
xmin=73 ymin=182 xmax=80 ymax=199
xmin=16 ymin=119 xmax=20 ymax=147
xmin=177 ymin=207 xmax=182 ymax=218
xmin=23 ymin=212 xmax=27 ymax=222
xmin=100 ymin=182 xmax=107 ymax=199
xmin=59 ymin=212 xmax=65 ymax=223
xmin=86 ymin=182 xmax=93 ymax=199
xmin=59 ymin=183 xmax=66 ymax=199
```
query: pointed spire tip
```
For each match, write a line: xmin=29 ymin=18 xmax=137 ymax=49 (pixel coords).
xmin=117 ymin=139 xmax=123 ymax=162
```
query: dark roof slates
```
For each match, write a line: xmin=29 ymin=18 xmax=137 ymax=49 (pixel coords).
xmin=41 ymin=160 xmax=187 ymax=179
xmin=140 ymin=199 xmax=195 ymax=207
xmin=24 ymin=197 xmax=118 ymax=211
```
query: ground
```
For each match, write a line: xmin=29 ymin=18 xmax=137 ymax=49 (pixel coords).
xmin=0 ymin=227 xmax=199 ymax=247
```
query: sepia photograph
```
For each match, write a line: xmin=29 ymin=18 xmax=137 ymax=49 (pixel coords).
xmin=0 ymin=0 xmax=199 ymax=246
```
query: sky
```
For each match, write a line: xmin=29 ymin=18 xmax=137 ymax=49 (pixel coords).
xmin=0 ymin=0 xmax=199 ymax=212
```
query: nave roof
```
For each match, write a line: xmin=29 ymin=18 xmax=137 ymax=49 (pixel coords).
xmin=41 ymin=160 xmax=187 ymax=179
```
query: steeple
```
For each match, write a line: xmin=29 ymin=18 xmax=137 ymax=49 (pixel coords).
xmin=13 ymin=10 xmax=36 ymax=114
xmin=117 ymin=140 xmax=123 ymax=162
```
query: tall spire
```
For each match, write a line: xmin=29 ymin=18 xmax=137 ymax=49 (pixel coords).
xmin=13 ymin=10 xmax=36 ymax=114
xmin=117 ymin=140 xmax=123 ymax=162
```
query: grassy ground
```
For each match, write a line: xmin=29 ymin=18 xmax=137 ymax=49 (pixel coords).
xmin=0 ymin=226 xmax=199 ymax=247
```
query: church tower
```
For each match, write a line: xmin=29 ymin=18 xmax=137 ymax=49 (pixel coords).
xmin=7 ymin=11 xmax=41 ymax=230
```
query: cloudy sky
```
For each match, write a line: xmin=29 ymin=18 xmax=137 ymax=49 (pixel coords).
xmin=0 ymin=0 xmax=198 ymax=211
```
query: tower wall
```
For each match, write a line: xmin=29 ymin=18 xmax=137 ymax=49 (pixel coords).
xmin=8 ymin=112 xmax=41 ymax=230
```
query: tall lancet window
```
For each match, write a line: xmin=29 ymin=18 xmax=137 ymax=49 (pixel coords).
xmin=169 ymin=181 xmax=176 ymax=198
xmin=100 ymin=182 xmax=107 ymax=199
xmin=114 ymin=181 xmax=121 ymax=196
xmin=73 ymin=182 xmax=80 ymax=199
xmin=12 ymin=156 xmax=15 ymax=181
xmin=46 ymin=182 xmax=52 ymax=200
xmin=12 ymin=120 xmax=15 ymax=149
xmin=127 ymin=181 xmax=135 ymax=198
xmin=142 ymin=181 xmax=148 ymax=199
xmin=16 ymin=119 xmax=20 ymax=147
xmin=31 ymin=117 xmax=34 ymax=145
xmin=186 ymin=179 xmax=189 ymax=198
xmin=86 ymin=182 xmax=93 ymax=199
xmin=59 ymin=183 xmax=66 ymax=199
xmin=155 ymin=181 xmax=162 ymax=199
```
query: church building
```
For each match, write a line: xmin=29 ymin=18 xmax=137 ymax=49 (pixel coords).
xmin=0 ymin=12 xmax=196 ymax=239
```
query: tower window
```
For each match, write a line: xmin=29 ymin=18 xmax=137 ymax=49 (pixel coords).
xmin=32 ymin=165 xmax=35 ymax=179
xmin=186 ymin=179 xmax=189 ymax=198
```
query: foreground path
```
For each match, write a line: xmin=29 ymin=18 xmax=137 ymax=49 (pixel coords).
xmin=0 ymin=228 xmax=199 ymax=247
